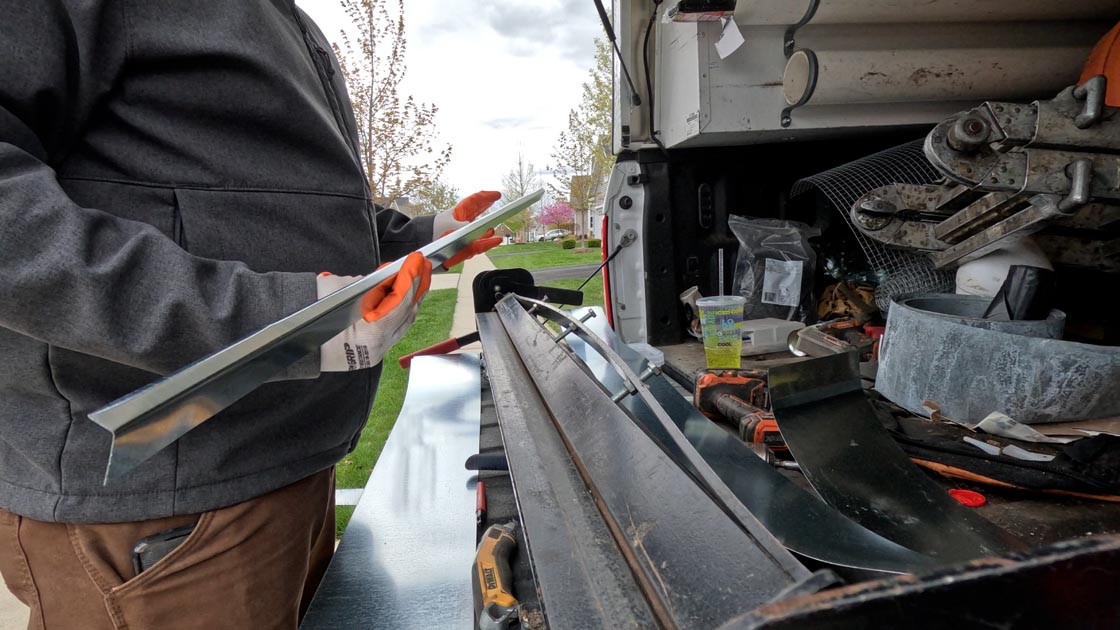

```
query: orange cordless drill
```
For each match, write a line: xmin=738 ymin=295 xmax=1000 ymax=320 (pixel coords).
xmin=694 ymin=370 xmax=785 ymax=450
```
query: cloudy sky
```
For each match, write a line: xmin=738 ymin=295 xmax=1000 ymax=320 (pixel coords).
xmin=301 ymin=0 xmax=605 ymax=202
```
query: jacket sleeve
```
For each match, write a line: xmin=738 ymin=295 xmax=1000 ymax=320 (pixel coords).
xmin=374 ymin=206 xmax=436 ymax=262
xmin=0 ymin=1 xmax=320 ymax=379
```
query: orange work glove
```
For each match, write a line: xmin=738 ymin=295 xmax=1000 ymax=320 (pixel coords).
xmin=316 ymin=252 xmax=433 ymax=371
xmin=432 ymin=190 xmax=504 ymax=269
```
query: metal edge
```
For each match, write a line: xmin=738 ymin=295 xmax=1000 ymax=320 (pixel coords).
xmin=478 ymin=314 xmax=657 ymax=629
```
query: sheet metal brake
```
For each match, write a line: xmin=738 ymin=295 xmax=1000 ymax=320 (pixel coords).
xmin=90 ymin=190 xmax=544 ymax=483
xmin=492 ymin=295 xmax=809 ymax=628
xmin=563 ymin=307 xmax=941 ymax=577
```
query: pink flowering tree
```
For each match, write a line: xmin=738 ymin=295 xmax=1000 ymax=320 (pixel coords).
xmin=536 ymin=201 xmax=574 ymax=231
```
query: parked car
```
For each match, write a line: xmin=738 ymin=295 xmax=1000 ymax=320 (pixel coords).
xmin=538 ymin=229 xmax=571 ymax=242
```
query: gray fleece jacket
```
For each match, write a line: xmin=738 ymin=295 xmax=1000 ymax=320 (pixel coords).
xmin=0 ymin=0 xmax=434 ymax=522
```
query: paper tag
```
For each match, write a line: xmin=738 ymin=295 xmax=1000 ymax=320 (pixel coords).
xmin=714 ymin=17 xmax=745 ymax=59
xmin=762 ymin=259 xmax=802 ymax=306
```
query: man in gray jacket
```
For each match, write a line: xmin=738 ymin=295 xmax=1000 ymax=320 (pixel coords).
xmin=0 ymin=2 xmax=500 ymax=627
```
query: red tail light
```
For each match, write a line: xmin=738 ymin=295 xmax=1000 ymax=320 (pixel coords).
xmin=601 ymin=216 xmax=613 ymax=327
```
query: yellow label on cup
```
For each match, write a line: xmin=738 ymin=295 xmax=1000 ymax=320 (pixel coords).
xmin=697 ymin=296 xmax=745 ymax=369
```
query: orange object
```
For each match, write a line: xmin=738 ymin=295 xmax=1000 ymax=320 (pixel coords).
xmin=440 ymin=190 xmax=503 ymax=270
xmin=453 ymin=190 xmax=502 ymax=222
xmin=911 ymin=458 xmax=1120 ymax=503
xmin=1081 ymin=22 xmax=1120 ymax=107
xmin=740 ymin=411 xmax=784 ymax=450
xmin=694 ymin=369 xmax=769 ymax=416
xmin=442 ymin=228 xmax=503 ymax=270
xmin=360 ymin=251 xmax=432 ymax=322
xmin=694 ymin=369 xmax=785 ymax=449
xmin=949 ymin=489 xmax=987 ymax=508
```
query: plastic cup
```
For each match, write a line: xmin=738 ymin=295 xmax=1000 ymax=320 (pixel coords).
xmin=696 ymin=296 xmax=745 ymax=368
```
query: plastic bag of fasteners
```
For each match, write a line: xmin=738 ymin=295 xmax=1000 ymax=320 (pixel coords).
xmin=729 ymin=216 xmax=820 ymax=322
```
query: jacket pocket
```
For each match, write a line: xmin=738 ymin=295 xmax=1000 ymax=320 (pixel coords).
xmin=173 ymin=188 xmax=376 ymax=275
xmin=60 ymin=179 xmax=179 ymax=240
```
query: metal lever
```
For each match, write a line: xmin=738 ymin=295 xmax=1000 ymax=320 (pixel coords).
xmin=1073 ymin=75 xmax=1107 ymax=129
xmin=1059 ymin=158 xmax=1093 ymax=212
xmin=515 ymin=296 xmax=659 ymax=406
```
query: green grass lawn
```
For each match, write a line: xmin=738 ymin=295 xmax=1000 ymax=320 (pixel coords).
xmin=334 ymin=287 xmax=457 ymax=537
xmin=539 ymin=274 xmax=605 ymax=309
xmin=489 ymin=248 xmax=602 ymax=270
xmin=489 ymin=242 xmax=559 ymax=255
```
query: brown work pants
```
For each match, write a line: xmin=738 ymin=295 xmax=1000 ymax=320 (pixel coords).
xmin=0 ymin=468 xmax=335 ymax=630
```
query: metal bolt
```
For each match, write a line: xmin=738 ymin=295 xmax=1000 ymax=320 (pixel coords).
xmin=854 ymin=199 xmax=894 ymax=231
xmin=948 ymin=115 xmax=990 ymax=153
xmin=554 ymin=311 xmax=596 ymax=341
xmin=610 ymin=388 xmax=632 ymax=403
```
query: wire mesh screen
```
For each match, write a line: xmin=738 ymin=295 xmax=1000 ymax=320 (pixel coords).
xmin=791 ymin=140 xmax=955 ymax=311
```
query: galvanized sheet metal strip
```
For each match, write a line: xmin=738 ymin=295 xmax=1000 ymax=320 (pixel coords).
xmin=91 ymin=190 xmax=544 ymax=482
xmin=300 ymin=354 xmax=481 ymax=629
xmin=768 ymin=352 xmax=1026 ymax=562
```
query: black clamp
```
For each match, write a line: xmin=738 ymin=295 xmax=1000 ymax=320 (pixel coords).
xmin=472 ymin=268 xmax=584 ymax=314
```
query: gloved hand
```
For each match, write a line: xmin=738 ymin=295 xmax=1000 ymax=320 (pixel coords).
xmin=432 ymin=190 xmax=504 ymax=269
xmin=317 ymin=252 xmax=433 ymax=372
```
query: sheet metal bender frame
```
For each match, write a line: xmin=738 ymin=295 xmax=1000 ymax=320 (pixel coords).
xmin=489 ymin=295 xmax=810 ymax=628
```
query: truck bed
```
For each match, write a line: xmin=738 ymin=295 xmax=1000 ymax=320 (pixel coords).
xmin=653 ymin=337 xmax=1120 ymax=549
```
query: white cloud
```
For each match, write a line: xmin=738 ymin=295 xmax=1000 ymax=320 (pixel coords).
xmin=300 ymin=0 xmax=603 ymax=203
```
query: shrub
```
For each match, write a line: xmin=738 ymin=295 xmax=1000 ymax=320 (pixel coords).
xmin=586 ymin=238 xmax=602 ymax=248
xmin=561 ymin=239 xmax=577 ymax=250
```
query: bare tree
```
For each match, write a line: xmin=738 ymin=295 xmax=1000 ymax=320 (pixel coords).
xmin=501 ymin=152 xmax=542 ymax=240
xmin=333 ymin=0 xmax=452 ymax=206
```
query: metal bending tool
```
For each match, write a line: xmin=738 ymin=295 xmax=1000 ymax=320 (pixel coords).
xmin=850 ymin=76 xmax=1120 ymax=269
xmin=495 ymin=295 xmax=808 ymax=628
xmin=90 ymin=190 xmax=544 ymax=483
xmin=564 ymin=308 xmax=940 ymax=577
xmin=767 ymin=352 xmax=1026 ymax=563
xmin=478 ymin=313 xmax=657 ymax=629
